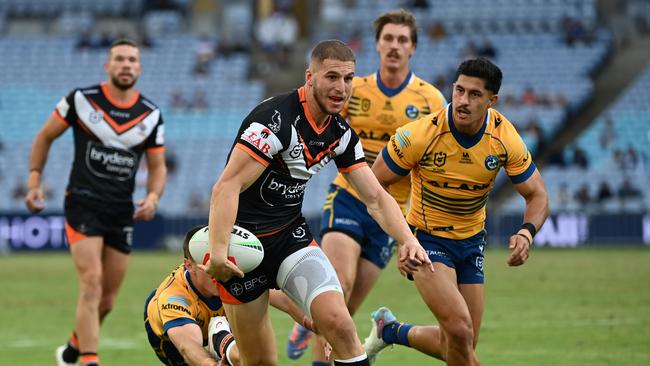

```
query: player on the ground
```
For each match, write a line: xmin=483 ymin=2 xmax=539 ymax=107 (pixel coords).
xmin=365 ymin=57 xmax=549 ymax=365
xmin=25 ymin=39 xmax=167 ymax=366
xmin=145 ymin=225 xmax=314 ymax=366
xmin=204 ymin=40 xmax=433 ymax=366
xmin=286 ymin=10 xmax=447 ymax=364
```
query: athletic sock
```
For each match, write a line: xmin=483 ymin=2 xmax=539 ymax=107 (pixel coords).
xmin=381 ymin=321 xmax=413 ymax=347
xmin=62 ymin=332 xmax=80 ymax=363
xmin=333 ymin=353 xmax=369 ymax=366
xmin=79 ymin=352 xmax=99 ymax=366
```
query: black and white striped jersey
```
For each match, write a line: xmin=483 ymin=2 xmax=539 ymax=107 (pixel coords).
xmin=230 ymin=87 xmax=366 ymax=234
xmin=53 ymin=82 xmax=164 ymax=203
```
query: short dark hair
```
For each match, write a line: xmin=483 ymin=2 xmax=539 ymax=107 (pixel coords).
xmin=455 ymin=57 xmax=503 ymax=94
xmin=182 ymin=225 xmax=207 ymax=262
xmin=373 ymin=9 xmax=418 ymax=46
xmin=310 ymin=39 xmax=356 ymax=66
xmin=110 ymin=38 xmax=139 ymax=50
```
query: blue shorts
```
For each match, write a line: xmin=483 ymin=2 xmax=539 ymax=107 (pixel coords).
xmin=415 ymin=228 xmax=487 ymax=284
xmin=321 ymin=185 xmax=394 ymax=269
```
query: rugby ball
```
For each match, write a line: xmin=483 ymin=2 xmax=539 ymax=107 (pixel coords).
xmin=188 ymin=225 xmax=264 ymax=273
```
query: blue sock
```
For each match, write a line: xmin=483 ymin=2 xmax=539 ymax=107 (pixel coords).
xmin=313 ymin=362 xmax=331 ymax=366
xmin=381 ymin=322 xmax=412 ymax=347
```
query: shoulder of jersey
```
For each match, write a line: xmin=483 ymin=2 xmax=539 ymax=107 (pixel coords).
xmin=411 ymin=75 xmax=445 ymax=98
xmin=352 ymin=74 xmax=375 ymax=89
xmin=78 ymin=84 xmax=101 ymax=95
xmin=489 ymin=108 xmax=515 ymax=130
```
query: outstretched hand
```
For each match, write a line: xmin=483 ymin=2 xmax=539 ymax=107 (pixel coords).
xmin=133 ymin=193 xmax=159 ymax=221
xmin=397 ymin=238 xmax=434 ymax=276
xmin=507 ymin=232 xmax=532 ymax=266
xmin=25 ymin=187 xmax=45 ymax=213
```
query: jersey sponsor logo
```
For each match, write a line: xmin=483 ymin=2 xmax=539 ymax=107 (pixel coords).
xmin=334 ymin=218 xmax=360 ymax=226
xmin=161 ymin=303 xmax=191 ymax=315
xmin=109 ymin=110 xmax=131 ymax=119
xmin=485 ymin=155 xmax=499 ymax=170
xmin=428 ymin=180 xmax=491 ymax=191
xmin=361 ymin=98 xmax=371 ymax=112
xmin=396 ymin=130 xmax=411 ymax=148
xmin=434 ymin=152 xmax=447 ymax=167
xmin=242 ymin=129 xmax=272 ymax=155
xmin=85 ymin=142 xmax=137 ymax=181
xmin=383 ymin=100 xmax=393 ymax=111
xmin=390 ymin=138 xmax=405 ymax=159
xmin=405 ymin=104 xmax=419 ymax=119
xmin=243 ymin=275 xmax=268 ymax=292
xmin=309 ymin=140 xmax=325 ymax=147
xmin=168 ymin=295 xmax=190 ymax=307
xmin=378 ymin=113 xmax=397 ymax=125
xmin=230 ymin=283 xmax=244 ymax=296
xmin=261 ymin=172 xmax=307 ymax=206
xmin=56 ymin=97 xmax=70 ymax=118
xmin=495 ymin=117 xmax=502 ymax=128
xmin=269 ymin=110 xmax=282 ymax=133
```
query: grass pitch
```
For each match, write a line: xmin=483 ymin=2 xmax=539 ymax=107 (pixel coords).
xmin=1 ymin=246 xmax=649 ymax=365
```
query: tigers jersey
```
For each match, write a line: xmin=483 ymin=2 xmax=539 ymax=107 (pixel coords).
xmin=383 ymin=106 xmax=535 ymax=239
xmin=146 ymin=266 xmax=225 ymax=343
xmin=231 ymin=87 xmax=366 ymax=234
xmin=331 ymin=72 xmax=446 ymax=213
xmin=53 ymin=82 xmax=164 ymax=203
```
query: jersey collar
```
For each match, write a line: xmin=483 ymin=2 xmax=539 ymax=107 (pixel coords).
xmin=447 ymin=105 xmax=489 ymax=149
xmin=376 ymin=70 xmax=412 ymax=97
xmin=184 ymin=270 xmax=223 ymax=311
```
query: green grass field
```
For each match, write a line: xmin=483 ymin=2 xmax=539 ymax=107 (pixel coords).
xmin=2 ymin=247 xmax=649 ymax=365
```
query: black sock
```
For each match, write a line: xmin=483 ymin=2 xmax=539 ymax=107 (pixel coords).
xmin=212 ymin=330 xmax=235 ymax=361
xmin=61 ymin=341 xmax=79 ymax=363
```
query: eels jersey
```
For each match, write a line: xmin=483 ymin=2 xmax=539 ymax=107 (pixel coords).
xmin=331 ymin=72 xmax=446 ymax=213
xmin=383 ymin=105 xmax=535 ymax=239
xmin=231 ymin=87 xmax=366 ymax=234
xmin=53 ymin=82 xmax=164 ymax=203
xmin=146 ymin=266 xmax=225 ymax=343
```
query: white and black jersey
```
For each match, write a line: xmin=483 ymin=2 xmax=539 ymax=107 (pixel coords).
xmin=53 ymin=82 xmax=164 ymax=203
xmin=231 ymin=87 xmax=366 ymax=234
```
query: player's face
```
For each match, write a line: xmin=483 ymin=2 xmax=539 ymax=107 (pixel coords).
xmin=105 ymin=45 xmax=141 ymax=91
xmin=452 ymin=75 xmax=499 ymax=134
xmin=192 ymin=263 xmax=220 ymax=297
xmin=376 ymin=23 xmax=415 ymax=72
xmin=308 ymin=58 xmax=355 ymax=115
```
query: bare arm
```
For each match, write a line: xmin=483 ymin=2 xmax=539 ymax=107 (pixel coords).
xmin=167 ymin=323 xmax=219 ymax=366
xmin=507 ymin=169 xmax=549 ymax=266
xmin=25 ymin=113 xmax=69 ymax=212
xmin=134 ymin=150 xmax=167 ymax=220
xmin=344 ymin=163 xmax=433 ymax=275
xmin=205 ymin=147 xmax=266 ymax=282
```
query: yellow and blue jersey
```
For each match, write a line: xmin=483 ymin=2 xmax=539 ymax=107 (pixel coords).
xmin=332 ymin=72 xmax=447 ymax=213
xmin=382 ymin=105 xmax=535 ymax=239
xmin=145 ymin=266 xmax=224 ymax=345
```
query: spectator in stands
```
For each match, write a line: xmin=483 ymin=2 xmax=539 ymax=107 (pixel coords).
xmin=405 ymin=0 xmax=429 ymax=9
xmin=572 ymin=146 xmax=589 ymax=169
xmin=12 ymin=180 xmax=28 ymax=202
xmin=556 ymin=182 xmax=571 ymax=211
xmin=460 ymin=40 xmax=478 ymax=59
xmin=190 ymin=89 xmax=209 ymax=112
xmin=596 ymin=181 xmax=613 ymax=203
xmin=598 ymin=115 xmax=616 ymax=149
xmin=255 ymin=5 xmax=298 ymax=54
xmin=526 ymin=117 xmax=546 ymax=151
xmin=623 ymin=146 xmax=643 ymax=172
xmin=618 ymin=178 xmax=642 ymax=199
xmin=574 ymin=184 xmax=591 ymax=208
xmin=428 ymin=21 xmax=447 ymax=39
xmin=165 ymin=150 xmax=178 ymax=177
xmin=546 ymin=146 xmax=566 ymax=167
xmin=169 ymin=91 xmax=188 ymax=111
xmin=346 ymin=29 xmax=363 ymax=53
xmin=611 ymin=148 xmax=625 ymax=170
xmin=477 ymin=37 xmax=497 ymax=59
xmin=563 ymin=16 xmax=588 ymax=46
xmin=98 ymin=31 xmax=114 ymax=48
xmin=522 ymin=86 xmax=538 ymax=105
xmin=76 ymin=30 xmax=94 ymax=50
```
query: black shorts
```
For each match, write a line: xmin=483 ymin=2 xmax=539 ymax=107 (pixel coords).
xmin=64 ymin=193 xmax=134 ymax=254
xmin=217 ymin=217 xmax=315 ymax=304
